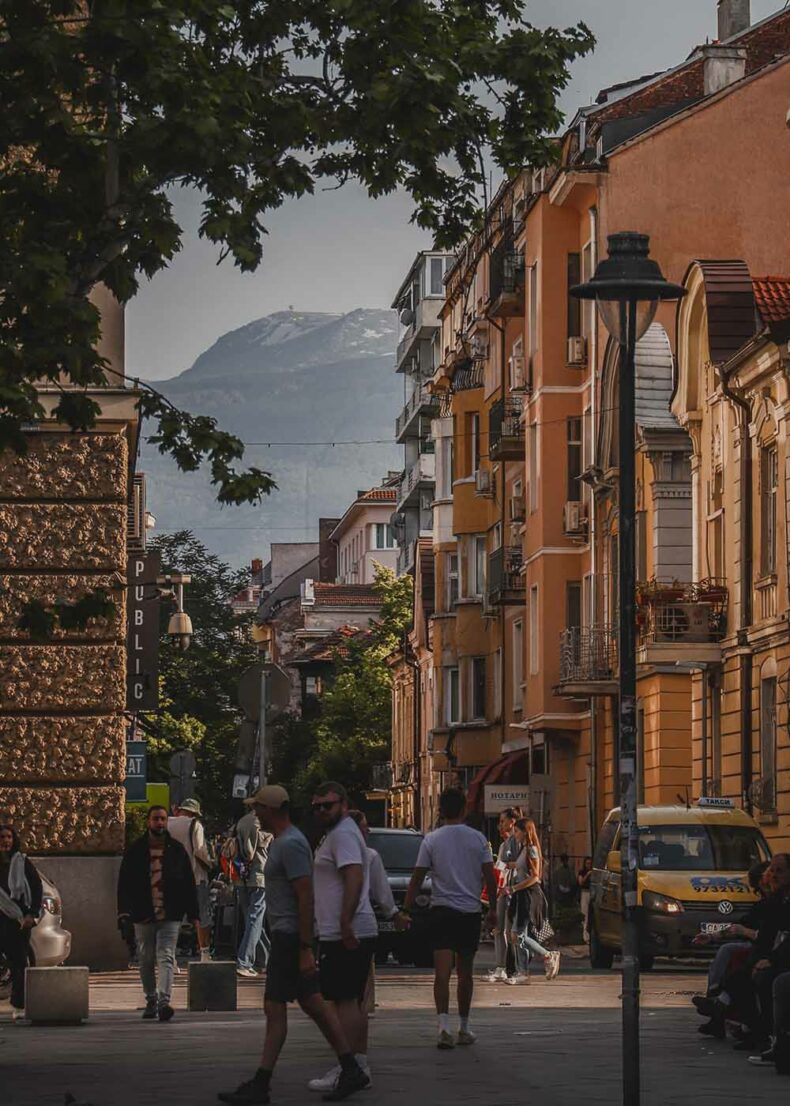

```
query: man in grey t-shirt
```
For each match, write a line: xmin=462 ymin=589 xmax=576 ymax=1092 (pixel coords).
xmin=218 ymin=785 xmax=368 ymax=1106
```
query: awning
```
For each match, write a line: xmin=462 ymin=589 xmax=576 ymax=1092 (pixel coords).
xmin=466 ymin=750 xmax=529 ymax=813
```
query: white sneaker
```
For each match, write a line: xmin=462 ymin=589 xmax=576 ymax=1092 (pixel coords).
xmin=236 ymin=967 xmax=258 ymax=979
xmin=506 ymin=974 xmax=530 ymax=985
xmin=545 ymin=951 xmax=561 ymax=980
xmin=437 ymin=1029 xmax=455 ymax=1050
xmin=308 ymin=1064 xmax=341 ymax=1092
xmin=484 ymin=968 xmax=506 ymax=982
xmin=457 ymin=1029 xmax=477 ymax=1046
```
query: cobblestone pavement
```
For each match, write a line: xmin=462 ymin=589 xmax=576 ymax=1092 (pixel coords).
xmin=1 ymin=961 xmax=787 ymax=1106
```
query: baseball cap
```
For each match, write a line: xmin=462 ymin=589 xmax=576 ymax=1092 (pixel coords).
xmin=244 ymin=784 xmax=290 ymax=808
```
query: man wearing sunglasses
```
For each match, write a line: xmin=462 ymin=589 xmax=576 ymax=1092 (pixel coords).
xmin=308 ymin=782 xmax=378 ymax=1095
xmin=218 ymin=785 xmax=368 ymax=1105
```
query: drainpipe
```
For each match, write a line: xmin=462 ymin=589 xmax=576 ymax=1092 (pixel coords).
xmin=588 ymin=205 xmax=600 ymax=838
xmin=405 ymin=642 xmax=422 ymax=830
xmin=719 ymin=371 xmax=753 ymax=812
xmin=485 ymin=309 xmax=508 ymax=752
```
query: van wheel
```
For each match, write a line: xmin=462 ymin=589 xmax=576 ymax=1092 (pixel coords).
xmin=589 ymin=923 xmax=615 ymax=970
xmin=639 ymin=954 xmax=655 ymax=972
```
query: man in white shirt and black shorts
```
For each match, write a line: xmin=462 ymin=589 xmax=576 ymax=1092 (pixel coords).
xmin=308 ymin=782 xmax=378 ymax=1093
xmin=404 ymin=787 xmax=497 ymax=1050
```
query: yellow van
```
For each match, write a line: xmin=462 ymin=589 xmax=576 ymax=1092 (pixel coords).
xmin=589 ymin=798 xmax=772 ymax=970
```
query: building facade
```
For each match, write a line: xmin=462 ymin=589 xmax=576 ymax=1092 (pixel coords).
xmin=332 ymin=483 xmax=399 ymax=584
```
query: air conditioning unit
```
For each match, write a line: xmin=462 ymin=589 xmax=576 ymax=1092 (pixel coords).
xmin=653 ymin=604 xmax=711 ymax=644
xmin=567 ymin=336 xmax=587 ymax=365
xmin=509 ymin=496 xmax=526 ymax=523
xmin=510 ymin=354 xmax=527 ymax=391
xmin=563 ymin=500 xmax=588 ymax=536
xmin=127 ymin=473 xmax=146 ymax=550
xmin=472 ymin=335 xmax=489 ymax=359
xmin=475 ymin=468 xmax=494 ymax=496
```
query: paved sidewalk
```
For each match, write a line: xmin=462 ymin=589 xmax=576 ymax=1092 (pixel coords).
xmin=1 ymin=968 xmax=787 ymax=1106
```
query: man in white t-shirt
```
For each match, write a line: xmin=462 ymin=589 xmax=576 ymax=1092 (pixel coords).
xmin=168 ymin=798 xmax=213 ymax=961
xmin=404 ymin=787 xmax=497 ymax=1050
xmin=309 ymin=782 xmax=378 ymax=1095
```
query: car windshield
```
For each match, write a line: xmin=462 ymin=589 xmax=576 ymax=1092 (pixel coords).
xmin=367 ymin=832 xmax=423 ymax=871
xmin=638 ymin=824 xmax=770 ymax=871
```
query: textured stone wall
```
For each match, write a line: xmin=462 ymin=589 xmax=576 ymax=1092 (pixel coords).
xmin=0 ymin=431 xmax=130 ymax=854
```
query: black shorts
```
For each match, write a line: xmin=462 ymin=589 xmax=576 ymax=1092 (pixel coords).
xmin=318 ymin=938 xmax=376 ymax=1003
xmin=428 ymin=907 xmax=482 ymax=957
xmin=264 ymin=931 xmax=321 ymax=1004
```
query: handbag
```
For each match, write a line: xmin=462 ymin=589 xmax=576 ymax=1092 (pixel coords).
xmin=533 ymin=886 xmax=555 ymax=945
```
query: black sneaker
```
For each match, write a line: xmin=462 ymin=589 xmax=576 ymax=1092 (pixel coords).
xmin=698 ymin=1018 xmax=726 ymax=1039
xmin=158 ymin=1002 xmax=175 ymax=1022
xmin=322 ymin=1063 xmax=370 ymax=1101
xmin=748 ymin=1047 xmax=776 ymax=1067
xmin=692 ymin=994 xmax=716 ymax=1017
xmin=142 ymin=998 xmax=157 ymax=1020
xmin=217 ymin=1074 xmax=271 ymax=1105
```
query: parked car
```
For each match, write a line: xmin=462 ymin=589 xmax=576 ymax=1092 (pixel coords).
xmin=366 ymin=828 xmax=432 ymax=967
xmin=0 ymin=874 xmax=71 ymax=997
xmin=589 ymin=798 xmax=771 ymax=970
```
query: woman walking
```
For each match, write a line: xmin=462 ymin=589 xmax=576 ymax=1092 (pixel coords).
xmin=506 ymin=819 xmax=560 ymax=985
xmin=0 ymin=825 xmax=43 ymax=1019
xmin=578 ymin=856 xmax=593 ymax=944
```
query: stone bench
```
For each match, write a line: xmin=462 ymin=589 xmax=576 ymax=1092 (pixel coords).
xmin=187 ymin=960 xmax=237 ymax=1011
xmin=25 ymin=966 xmax=89 ymax=1025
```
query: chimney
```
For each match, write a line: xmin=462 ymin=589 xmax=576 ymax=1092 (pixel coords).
xmin=718 ymin=0 xmax=750 ymax=41
xmin=251 ymin=557 xmax=263 ymax=576
xmin=318 ymin=517 xmax=340 ymax=582
xmin=701 ymin=43 xmax=747 ymax=95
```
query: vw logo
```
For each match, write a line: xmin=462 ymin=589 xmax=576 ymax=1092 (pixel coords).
xmin=718 ymin=900 xmax=734 ymax=916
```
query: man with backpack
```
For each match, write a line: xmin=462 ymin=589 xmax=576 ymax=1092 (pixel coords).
xmin=235 ymin=805 xmax=273 ymax=978
xmin=168 ymin=798 xmax=214 ymax=962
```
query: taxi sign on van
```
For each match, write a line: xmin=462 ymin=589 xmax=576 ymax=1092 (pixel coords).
xmin=697 ymin=796 xmax=735 ymax=809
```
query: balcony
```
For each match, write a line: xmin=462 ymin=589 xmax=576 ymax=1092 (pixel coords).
xmin=487 ymin=546 xmax=525 ymax=606
xmin=397 ymin=452 xmax=435 ymax=510
xmin=489 ymin=236 xmax=525 ymax=318
xmin=395 ymin=386 xmax=440 ymax=442
xmin=451 ymin=357 xmax=484 ymax=392
xmin=637 ymin=578 xmax=727 ymax=664
xmin=558 ymin=625 xmax=618 ymax=696
xmin=489 ymin=397 xmax=524 ymax=461
xmin=396 ymin=297 xmax=443 ymax=371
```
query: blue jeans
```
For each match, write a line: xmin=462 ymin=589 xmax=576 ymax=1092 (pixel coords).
xmin=134 ymin=920 xmax=180 ymax=1005
xmin=237 ymin=886 xmax=270 ymax=970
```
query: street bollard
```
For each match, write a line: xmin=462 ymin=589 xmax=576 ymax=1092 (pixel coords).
xmin=25 ymin=966 xmax=89 ymax=1025
xmin=187 ymin=960 xmax=237 ymax=1011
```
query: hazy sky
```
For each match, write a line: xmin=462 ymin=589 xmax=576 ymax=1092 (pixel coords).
xmin=128 ymin=0 xmax=782 ymax=381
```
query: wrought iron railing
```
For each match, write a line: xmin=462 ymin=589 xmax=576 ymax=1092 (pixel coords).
xmin=559 ymin=625 xmax=618 ymax=684
xmin=636 ymin=578 xmax=728 ymax=644
xmin=489 ymin=397 xmax=524 ymax=455
xmin=488 ymin=546 xmax=525 ymax=601
xmin=490 ymin=235 xmax=525 ymax=303
xmin=395 ymin=387 xmax=440 ymax=438
xmin=452 ymin=358 xmax=484 ymax=391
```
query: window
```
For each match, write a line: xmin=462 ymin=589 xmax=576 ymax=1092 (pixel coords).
xmin=566 ymin=582 xmax=582 ymax=631
xmin=637 ymin=824 xmax=769 ymax=871
xmin=760 ymin=676 xmax=777 ymax=813
xmin=528 ymin=422 xmax=538 ymax=513
xmin=636 ymin=510 xmax=648 ymax=583
xmin=529 ymin=585 xmax=539 ymax=674
xmin=708 ymin=469 xmax=725 ymax=580
xmin=373 ymin=523 xmax=396 ymax=549
xmin=429 ymin=256 xmax=444 ymax=296
xmin=472 ymin=536 xmax=486 ymax=597
xmin=469 ymin=413 xmax=481 ymax=475
xmin=512 ymin=621 xmax=524 ymax=710
xmin=760 ymin=445 xmax=778 ymax=576
xmin=471 ymin=657 xmax=486 ymax=720
xmin=593 ymin=818 xmax=620 ymax=868
xmin=581 ymin=241 xmax=594 ymax=338
xmin=582 ymin=573 xmax=593 ymax=629
xmin=446 ymin=553 xmax=459 ymax=609
xmin=493 ymin=648 xmax=502 ymax=718
xmin=636 ymin=701 xmax=645 ymax=804
xmin=445 ymin=666 xmax=460 ymax=725
xmin=528 ymin=263 xmax=539 ymax=357
xmin=438 ymin=436 xmax=454 ymax=498
xmin=567 ymin=417 xmax=583 ymax=502
xmin=567 ymin=252 xmax=581 ymax=339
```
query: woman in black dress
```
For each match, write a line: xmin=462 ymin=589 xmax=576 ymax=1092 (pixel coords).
xmin=0 ymin=825 xmax=43 ymax=1017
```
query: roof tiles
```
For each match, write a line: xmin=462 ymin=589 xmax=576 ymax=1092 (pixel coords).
xmin=753 ymin=277 xmax=790 ymax=326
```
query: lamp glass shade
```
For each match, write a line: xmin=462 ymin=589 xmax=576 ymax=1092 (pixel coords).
xmin=596 ymin=297 xmax=658 ymax=345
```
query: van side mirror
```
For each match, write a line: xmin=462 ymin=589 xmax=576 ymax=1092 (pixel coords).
xmin=607 ymin=850 xmax=622 ymax=872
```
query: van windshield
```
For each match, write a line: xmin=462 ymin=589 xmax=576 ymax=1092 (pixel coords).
xmin=638 ymin=824 xmax=770 ymax=871
xmin=367 ymin=832 xmax=423 ymax=871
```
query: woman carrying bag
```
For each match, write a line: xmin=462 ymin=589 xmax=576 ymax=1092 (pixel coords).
xmin=0 ymin=825 xmax=43 ymax=1018
xmin=506 ymin=819 xmax=560 ymax=984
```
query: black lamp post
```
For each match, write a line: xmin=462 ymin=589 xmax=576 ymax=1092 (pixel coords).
xmin=571 ymin=232 xmax=685 ymax=1106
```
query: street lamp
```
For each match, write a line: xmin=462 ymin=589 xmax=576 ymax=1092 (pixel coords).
xmin=571 ymin=232 xmax=685 ymax=1106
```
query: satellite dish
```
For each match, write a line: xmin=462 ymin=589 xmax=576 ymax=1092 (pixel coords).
xmin=399 ymin=307 xmax=415 ymax=327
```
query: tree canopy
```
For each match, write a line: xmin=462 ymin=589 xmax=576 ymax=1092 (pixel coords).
xmin=0 ymin=1 xmax=593 ymax=502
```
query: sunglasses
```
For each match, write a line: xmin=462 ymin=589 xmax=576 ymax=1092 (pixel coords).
xmin=311 ymin=800 xmax=341 ymax=813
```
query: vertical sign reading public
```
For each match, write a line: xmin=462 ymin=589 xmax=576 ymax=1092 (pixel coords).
xmin=127 ymin=550 xmax=161 ymax=710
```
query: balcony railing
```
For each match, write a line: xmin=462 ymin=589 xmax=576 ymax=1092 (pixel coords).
xmin=369 ymin=762 xmax=393 ymax=791
xmin=451 ymin=358 xmax=484 ymax=392
xmin=489 ymin=397 xmax=524 ymax=461
xmin=559 ymin=625 xmax=618 ymax=686
xmin=395 ymin=386 xmax=440 ymax=439
xmin=398 ymin=452 xmax=436 ymax=507
xmin=636 ymin=578 xmax=728 ymax=645
xmin=489 ymin=236 xmax=525 ymax=316
xmin=488 ymin=546 xmax=525 ymax=605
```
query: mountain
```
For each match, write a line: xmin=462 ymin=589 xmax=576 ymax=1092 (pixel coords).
xmin=141 ymin=309 xmax=403 ymax=568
